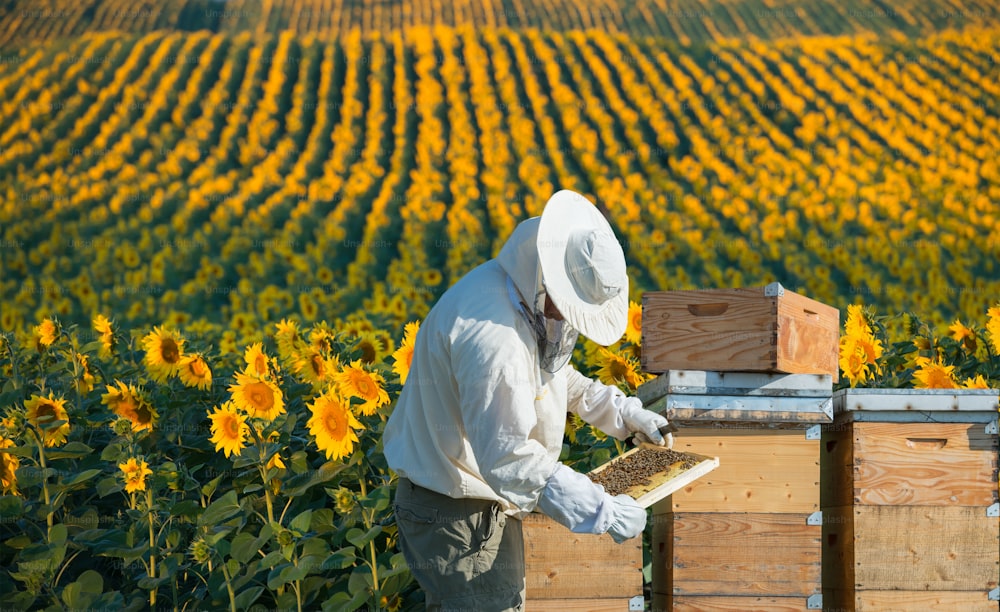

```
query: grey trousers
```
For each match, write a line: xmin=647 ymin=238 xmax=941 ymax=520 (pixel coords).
xmin=394 ymin=478 xmax=526 ymax=611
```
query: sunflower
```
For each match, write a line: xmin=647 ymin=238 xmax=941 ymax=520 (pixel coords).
xmin=330 ymin=486 xmax=356 ymax=515
xmin=274 ymin=318 xmax=302 ymax=366
xmin=948 ymin=319 xmax=977 ymax=352
xmin=987 ymin=306 xmax=1000 ymax=355
xmin=307 ymin=391 xmax=363 ymax=460
xmin=962 ymin=374 xmax=990 ymax=389
xmin=264 ymin=432 xmax=286 ymax=472
xmin=208 ymin=402 xmax=248 ymax=458
xmin=33 ymin=318 xmax=58 ymax=351
xmin=392 ymin=321 xmax=420 ymax=385
xmin=843 ymin=304 xmax=870 ymax=337
xmin=102 ymin=381 xmax=157 ymax=432
xmin=0 ymin=437 xmax=19 ymax=494
xmin=93 ymin=314 xmax=115 ymax=357
xmin=912 ymin=356 xmax=958 ymax=389
xmin=308 ymin=323 xmax=337 ymax=353
xmin=353 ymin=330 xmax=388 ymax=365
xmin=178 ymin=354 xmax=213 ymax=390
xmin=229 ymin=372 xmax=285 ymax=421
xmin=75 ymin=353 xmax=96 ymax=395
xmin=243 ymin=343 xmax=272 ymax=378
xmin=838 ymin=308 xmax=884 ymax=387
xmin=119 ymin=458 xmax=153 ymax=493
xmin=423 ymin=269 xmax=443 ymax=287
xmin=141 ymin=325 xmax=185 ymax=382
xmin=335 ymin=360 xmax=390 ymax=416
xmin=595 ymin=348 xmax=645 ymax=391
xmin=292 ymin=347 xmax=338 ymax=389
xmin=24 ymin=392 xmax=71 ymax=447
xmin=299 ymin=293 xmax=318 ymax=321
xmin=624 ymin=301 xmax=642 ymax=346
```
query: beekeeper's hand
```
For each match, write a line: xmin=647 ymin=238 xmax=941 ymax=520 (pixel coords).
xmin=621 ymin=398 xmax=673 ymax=449
xmin=607 ymin=494 xmax=646 ymax=543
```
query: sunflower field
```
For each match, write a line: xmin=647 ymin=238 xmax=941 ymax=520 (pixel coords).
xmin=1 ymin=0 xmax=999 ymax=609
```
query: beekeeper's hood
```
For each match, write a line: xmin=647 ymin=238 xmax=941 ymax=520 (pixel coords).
xmin=497 ymin=190 xmax=629 ymax=367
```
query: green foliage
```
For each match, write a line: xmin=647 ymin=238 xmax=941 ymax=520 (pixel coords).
xmin=0 ymin=321 xmax=420 ymax=611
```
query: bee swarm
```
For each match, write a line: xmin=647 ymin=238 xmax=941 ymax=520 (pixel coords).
xmin=589 ymin=448 xmax=699 ymax=497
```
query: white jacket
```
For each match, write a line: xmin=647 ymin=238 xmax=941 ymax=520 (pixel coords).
xmin=383 ymin=216 xmax=640 ymax=532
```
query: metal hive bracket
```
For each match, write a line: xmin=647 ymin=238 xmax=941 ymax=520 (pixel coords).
xmin=807 ymin=594 xmax=822 ymax=609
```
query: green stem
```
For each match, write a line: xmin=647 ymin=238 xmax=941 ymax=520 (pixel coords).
xmin=147 ymin=488 xmax=157 ymax=607
xmin=259 ymin=463 xmax=275 ymax=525
xmin=358 ymin=478 xmax=379 ymax=596
xmin=34 ymin=431 xmax=53 ymax=536
xmin=219 ymin=558 xmax=237 ymax=612
xmin=1 ymin=335 xmax=19 ymax=386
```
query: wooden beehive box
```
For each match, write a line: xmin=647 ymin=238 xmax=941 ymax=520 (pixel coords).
xmin=521 ymin=513 xmax=643 ymax=611
xmin=822 ymin=389 xmax=1000 ymax=611
xmin=641 ymin=283 xmax=839 ymax=381
xmin=644 ymin=371 xmax=832 ymax=611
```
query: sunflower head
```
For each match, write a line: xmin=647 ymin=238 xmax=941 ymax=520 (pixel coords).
xmin=119 ymin=457 xmax=153 ymax=494
xmin=352 ymin=331 xmax=387 ymax=365
xmin=0 ymin=437 xmax=20 ymax=495
xmin=391 ymin=321 xmax=420 ymax=385
xmin=335 ymin=360 xmax=389 ymax=416
xmin=595 ymin=349 xmax=644 ymax=391
xmin=178 ymin=354 xmax=213 ymax=390
xmin=141 ymin=325 xmax=186 ymax=382
xmin=243 ymin=343 xmax=272 ymax=378
xmin=102 ymin=381 xmax=157 ymax=433
xmin=307 ymin=391 xmax=363 ymax=461
xmin=229 ymin=372 xmax=285 ymax=422
xmin=912 ymin=356 xmax=958 ymax=389
xmin=24 ymin=392 xmax=70 ymax=447
xmin=32 ymin=318 xmax=59 ymax=351
xmin=93 ymin=314 xmax=116 ymax=357
xmin=624 ymin=301 xmax=642 ymax=345
xmin=948 ymin=319 xmax=977 ymax=352
xmin=189 ymin=535 xmax=213 ymax=565
xmin=208 ymin=401 xmax=249 ymax=458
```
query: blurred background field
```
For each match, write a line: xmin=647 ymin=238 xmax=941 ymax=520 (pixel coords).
xmin=0 ymin=0 xmax=998 ymax=344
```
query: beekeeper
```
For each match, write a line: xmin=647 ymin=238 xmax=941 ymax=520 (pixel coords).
xmin=383 ymin=189 xmax=671 ymax=610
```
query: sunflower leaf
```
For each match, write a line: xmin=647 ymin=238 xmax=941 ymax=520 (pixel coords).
xmin=42 ymin=442 xmax=93 ymax=460
xmin=198 ymin=490 xmax=242 ymax=527
xmin=345 ymin=525 xmax=381 ymax=549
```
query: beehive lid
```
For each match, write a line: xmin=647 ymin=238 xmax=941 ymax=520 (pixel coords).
xmin=638 ymin=370 xmax=833 ymax=403
xmin=833 ymin=388 xmax=1000 ymax=423
xmin=638 ymin=370 xmax=834 ymax=424
xmin=587 ymin=448 xmax=719 ymax=508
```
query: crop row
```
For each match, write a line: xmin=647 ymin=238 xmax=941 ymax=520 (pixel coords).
xmin=1 ymin=0 xmax=999 ymax=48
xmin=0 ymin=26 xmax=998 ymax=342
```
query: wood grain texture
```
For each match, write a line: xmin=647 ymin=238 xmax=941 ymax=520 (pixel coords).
xmin=657 ymin=512 xmax=821 ymax=597
xmin=849 ymin=506 xmax=1000 ymax=591
xmin=521 ymin=513 xmax=642 ymax=599
xmin=658 ymin=596 xmax=817 ymax=611
xmin=664 ymin=428 xmax=820 ymax=513
xmin=852 ymin=590 xmax=998 ymax=611
xmin=852 ymin=422 xmax=998 ymax=506
xmin=641 ymin=287 xmax=838 ymax=378
xmin=525 ymin=598 xmax=637 ymax=611
xmin=775 ymin=290 xmax=840 ymax=381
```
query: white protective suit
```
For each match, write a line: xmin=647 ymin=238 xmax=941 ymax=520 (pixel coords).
xmin=383 ymin=216 xmax=652 ymax=535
